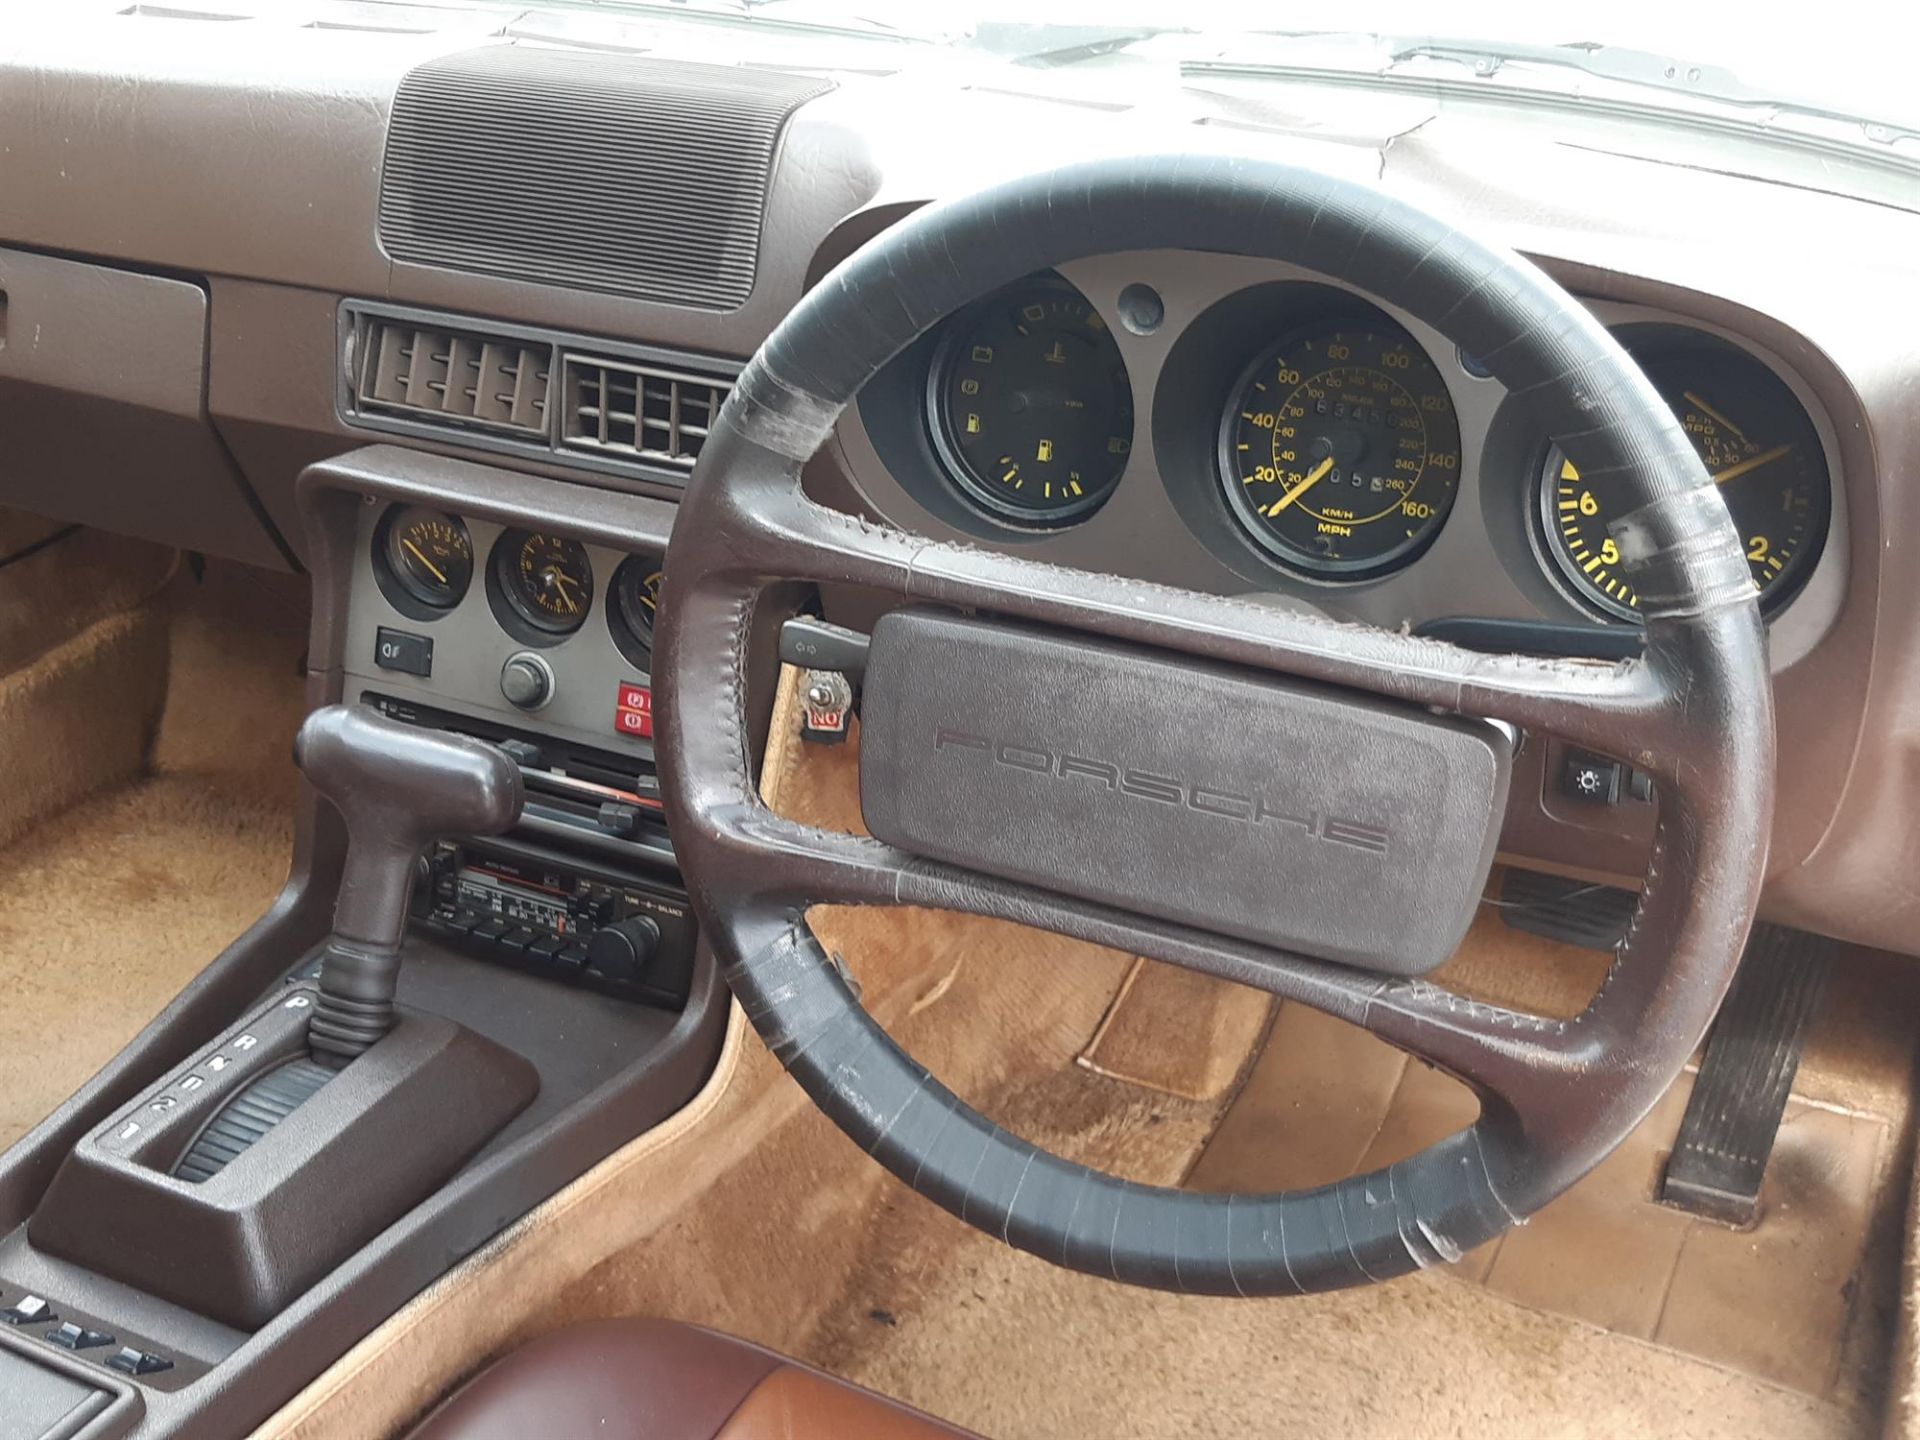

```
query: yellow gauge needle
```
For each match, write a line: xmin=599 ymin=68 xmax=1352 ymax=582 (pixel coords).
xmin=401 ymin=539 xmax=448 ymax=585
xmin=1711 ymin=444 xmax=1793 ymax=487
xmin=1683 ymin=391 xmax=1748 ymax=441
xmin=544 ymin=568 xmax=581 ymax=611
xmin=1266 ymin=456 xmax=1336 ymax=517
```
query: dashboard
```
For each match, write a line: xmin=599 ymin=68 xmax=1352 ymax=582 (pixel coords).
xmin=2 ymin=8 xmax=1919 ymax=960
xmin=834 ymin=255 xmax=1848 ymax=672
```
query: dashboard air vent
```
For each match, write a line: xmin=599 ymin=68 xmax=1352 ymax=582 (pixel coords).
xmin=349 ymin=314 xmax=551 ymax=438
xmin=560 ymin=354 xmax=731 ymax=472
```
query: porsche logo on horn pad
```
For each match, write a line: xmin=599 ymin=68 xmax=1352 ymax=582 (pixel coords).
xmin=931 ymin=728 xmax=1391 ymax=854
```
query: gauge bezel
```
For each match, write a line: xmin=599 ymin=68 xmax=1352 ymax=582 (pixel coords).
xmin=1214 ymin=319 xmax=1465 ymax=582
xmin=924 ymin=275 xmax=1133 ymax=530
xmin=1532 ymin=443 xmax=1645 ymax=623
xmin=486 ymin=528 xmax=594 ymax=647
xmin=371 ymin=504 xmax=473 ymax=621
xmin=606 ymin=551 xmax=665 ymax=673
xmin=1529 ymin=335 xmax=1832 ymax=625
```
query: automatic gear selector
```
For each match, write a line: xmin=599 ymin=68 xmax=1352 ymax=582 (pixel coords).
xmin=295 ymin=704 xmax=523 ymax=1059
xmin=29 ymin=705 xmax=538 ymax=1328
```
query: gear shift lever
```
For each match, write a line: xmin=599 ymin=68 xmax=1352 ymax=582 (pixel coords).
xmin=295 ymin=705 xmax=523 ymax=1060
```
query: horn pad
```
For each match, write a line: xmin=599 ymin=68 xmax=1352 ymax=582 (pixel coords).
xmin=858 ymin=609 xmax=1511 ymax=976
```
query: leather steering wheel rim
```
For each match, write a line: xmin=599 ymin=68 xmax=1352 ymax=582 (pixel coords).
xmin=655 ymin=155 xmax=1772 ymax=1295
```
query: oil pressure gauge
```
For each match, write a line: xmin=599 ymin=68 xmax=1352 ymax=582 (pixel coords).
xmin=373 ymin=505 xmax=472 ymax=617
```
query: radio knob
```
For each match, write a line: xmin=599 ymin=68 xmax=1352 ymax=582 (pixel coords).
xmin=500 ymin=653 xmax=554 ymax=711
xmin=585 ymin=915 xmax=661 ymax=986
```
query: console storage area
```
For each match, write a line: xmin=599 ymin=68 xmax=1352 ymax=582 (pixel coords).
xmin=0 ymin=1335 xmax=139 ymax=1440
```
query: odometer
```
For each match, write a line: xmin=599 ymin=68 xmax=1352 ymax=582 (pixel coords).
xmin=1539 ymin=342 xmax=1830 ymax=621
xmin=928 ymin=277 xmax=1133 ymax=525
xmin=1219 ymin=322 xmax=1463 ymax=578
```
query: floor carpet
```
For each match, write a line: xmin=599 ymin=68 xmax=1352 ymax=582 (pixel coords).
xmin=0 ymin=560 xmax=308 ymax=1150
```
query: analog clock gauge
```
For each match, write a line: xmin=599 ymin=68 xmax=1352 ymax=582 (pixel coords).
xmin=494 ymin=530 xmax=594 ymax=636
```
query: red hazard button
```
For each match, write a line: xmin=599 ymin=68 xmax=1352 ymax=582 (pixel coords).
xmin=615 ymin=683 xmax=652 ymax=739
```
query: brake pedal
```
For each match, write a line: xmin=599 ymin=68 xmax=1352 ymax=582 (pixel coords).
xmin=1495 ymin=869 xmax=1638 ymax=951
xmin=1659 ymin=924 xmax=1835 ymax=1227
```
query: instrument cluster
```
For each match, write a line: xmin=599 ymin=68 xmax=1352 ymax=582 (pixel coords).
xmin=873 ymin=267 xmax=1838 ymax=640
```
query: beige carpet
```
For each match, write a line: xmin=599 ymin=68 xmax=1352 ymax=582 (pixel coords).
xmin=0 ymin=515 xmax=179 ymax=851
xmin=808 ymin=1076 xmax=1850 ymax=1440
xmin=795 ymin=971 xmax=1901 ymax=1439
xmin=0 ymin=557 xmax=308 ymax=1151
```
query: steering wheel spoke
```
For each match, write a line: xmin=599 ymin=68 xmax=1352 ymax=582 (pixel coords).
xmin=736 ymin=481 xmax=1677 ymax=756
xmin=710 ymin=792 xmax=1585 ymax=1127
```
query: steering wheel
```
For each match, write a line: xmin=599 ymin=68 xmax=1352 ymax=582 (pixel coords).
xmin=654 ymin=156 xmax=1771 ymax=1295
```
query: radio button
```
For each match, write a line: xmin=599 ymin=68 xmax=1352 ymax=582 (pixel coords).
xmin=553 ymin=943 xmax=590 ymax=979
xmin=498 ymin=738 xmax=545 ymax=768
xmin=596 ymin=801 xmax=643 ymax=839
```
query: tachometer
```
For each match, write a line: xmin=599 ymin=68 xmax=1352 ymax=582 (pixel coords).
xmin=1539 ymin=342 xmax=1829 ymax=620
xmin=1219 ymin=322 xmax=1463 ymax=578
xmin=927 ymin=277 xmax=1133 ymax=524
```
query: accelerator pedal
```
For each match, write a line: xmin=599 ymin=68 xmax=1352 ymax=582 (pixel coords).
xmin=1659 ymin=924 xmax=1836 ymax=1227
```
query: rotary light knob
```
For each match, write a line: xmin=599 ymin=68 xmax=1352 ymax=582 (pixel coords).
xmin=500 ymin=652 xmax=554 ymax=711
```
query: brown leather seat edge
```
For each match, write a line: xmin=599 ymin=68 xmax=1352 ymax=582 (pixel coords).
xmin=406 ymin=1317 xmax=980 ymax=1439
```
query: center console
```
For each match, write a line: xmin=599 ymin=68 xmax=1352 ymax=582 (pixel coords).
xmin=0 ymin=445 xmax=741 ymax=1440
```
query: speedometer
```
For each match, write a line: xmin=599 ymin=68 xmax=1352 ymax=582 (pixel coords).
xmin=1218 ymin=322 xmax=1463 ymax=578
